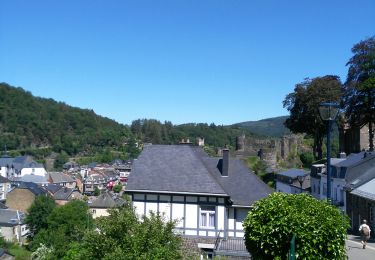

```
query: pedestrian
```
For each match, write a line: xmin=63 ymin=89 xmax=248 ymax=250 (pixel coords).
xmin=359 ymin=219 xmax=371 ymax=249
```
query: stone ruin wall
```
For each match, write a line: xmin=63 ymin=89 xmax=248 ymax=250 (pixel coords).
xmin=235 ymin=134 xmax=304 ymax=168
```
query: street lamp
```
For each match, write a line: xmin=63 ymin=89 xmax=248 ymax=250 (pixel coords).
xmin=318 ymin=102 xmax=340 ymax=201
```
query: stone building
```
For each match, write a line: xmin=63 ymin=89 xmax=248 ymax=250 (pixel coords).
xmin=340 ymin=124 xmax=370 ymax=154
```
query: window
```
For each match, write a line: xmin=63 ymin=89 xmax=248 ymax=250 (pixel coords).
xmin=200 ymin=206 xmax=215 ymax=228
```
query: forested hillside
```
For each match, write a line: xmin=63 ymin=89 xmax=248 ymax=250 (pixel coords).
xmin=233 ymin=116 xmax=290 ymax=137
xmin=1 ymin=83 xmax=261 ymax=161
xmin=0 ymin=83 xmax=131 ymax=156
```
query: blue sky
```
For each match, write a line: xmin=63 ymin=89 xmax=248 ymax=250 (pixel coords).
xmin=0 ymin=1 xmax=374 ymax=125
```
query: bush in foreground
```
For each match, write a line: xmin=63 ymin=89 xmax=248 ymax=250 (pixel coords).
xmin=243 ymin=193 xmax=349 ymax=260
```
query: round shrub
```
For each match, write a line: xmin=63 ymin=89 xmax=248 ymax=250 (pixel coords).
xmin=243 ymin=193 xmax=349 ymax=260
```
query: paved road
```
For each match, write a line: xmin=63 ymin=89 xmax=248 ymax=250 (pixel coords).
xmin=346 ymin=235 xmax=375 ymax=260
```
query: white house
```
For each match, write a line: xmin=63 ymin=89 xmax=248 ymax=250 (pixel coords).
xmin=275 ymin=168 xmax=310 ymax=194
xmin=310 ymin=152 xmax=374 ymax=212
xmin=126 ymin=145 xmax=272 ymax=258
xmin=0 ymin=176 xmax=11 ymax=201
xmin=0 ymin=155 xmax=46 ymax=178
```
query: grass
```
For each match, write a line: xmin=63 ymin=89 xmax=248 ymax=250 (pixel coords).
xmin=7 ymin=243 xmax=31 ymax=260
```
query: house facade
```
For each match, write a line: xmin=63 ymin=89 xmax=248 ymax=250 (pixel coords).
xmin=5 ymin=182 xmax=47 ymax=212
xmin=0 ymin=155 xmax=47 ymax=179
xmin=126 ymin=145 xmax=272 ymax=250
xmin=0 ymin=176 xmax=11 ymax=201
xmin=0 ymin=209 xmax=28 ymax=243
xmin=89 ymin=192 xmax=125 ymax=218
xmin=275 ymin=168 xmax=310 ymax=194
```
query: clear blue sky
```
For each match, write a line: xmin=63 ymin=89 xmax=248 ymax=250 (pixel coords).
xmin=0 ymin=1 xmax=374 ymax=126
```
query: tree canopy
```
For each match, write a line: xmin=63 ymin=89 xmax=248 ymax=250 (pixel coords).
xmin=25 ymin=195 xmax=56 ymax=239
xmin=283 ymin=75 xmax=342 ymax=159
xmin=64 ymin=205 xmax=182 ymax=260
xmin=243 ymin=193 xmax=350 ymax=260
xmin=343 ymin=36 xmax=375 ymax=151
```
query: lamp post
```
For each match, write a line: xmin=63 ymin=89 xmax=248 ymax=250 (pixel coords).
xmin=318 ymin=102 xmax=340 ymax=201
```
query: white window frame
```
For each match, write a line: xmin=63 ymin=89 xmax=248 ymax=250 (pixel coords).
xmin=200 ymin=206 xmax=215 ymax=229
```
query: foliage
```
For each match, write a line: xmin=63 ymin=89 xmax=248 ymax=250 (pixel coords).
xmin=283 ymin=75 xmax=342 ymax=160
xmin=0 ymin=237 xmax=32 ymax=260
xmin=112 ymin=184 xmax=122 ymax=193
xmin=25 ymin=195 xmax=56 ymax=239
xmin=243 ymin=193 xmax=350 ymax=260
xmin=343 ymin=36 xmax=375 ymax=151
xmin=233 ymin=116 xmax=290 ymax=137
xmin=54 ymin=151 xmax=69 ymax=170
xmin=299 ymin=152 xmax=314 ymax=168
xmin=65 ymin=205 xmax=182 ymax=259
xmin=31 ymin=200 xmax=93 ymax=259
xmin=131 ymin=119 xmax=255 ymax=148
xmin=93 ymin=187 xmax=101 ymax=196
xmin=31 ymin=243 xmax=54 ymax=260
xmin=0 ymin=83 xmax=132 ymax=156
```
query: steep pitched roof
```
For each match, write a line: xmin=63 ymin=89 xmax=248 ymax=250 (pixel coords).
xmin=278 ymin=169 xmax=308 ymax=178
xmin=127 ymin=145 xmax=227 ymax=196
xmin=89 ymin=192 xmax=125 ymax=208
xmin=11 ymin=174 xmax=49 ymax=184
xmin=127 ymin=145 xmax=272 ymax=206
xmin=11 ymin=182 xmax=47 ymax=196
xmin=53 ymin=187 xmax=74 ymax=200
xmin=0 ymin=209 xmax=25 ymax=227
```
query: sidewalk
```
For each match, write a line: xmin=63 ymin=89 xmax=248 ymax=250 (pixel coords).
xmin=347 ymin=234 xmax=375 ymax=249
xmin=346 ymin=235 xmax=375 ymax=260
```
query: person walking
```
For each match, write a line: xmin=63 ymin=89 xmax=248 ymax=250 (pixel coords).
xmin=359 ymin=219 xmax=371 ymax=249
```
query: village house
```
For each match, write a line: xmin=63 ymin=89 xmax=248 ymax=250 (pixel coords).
xmin=126 ymin=144 xmax=272 ymax=258
xmin=88 ymin=191 xmax=125 ymax=218
xmin=5 ymin=182 xmax=47 ymax=212
xmin=0 ymin=176 xmax=11 ymax=202
xmin=344 ymin=152 xmax=375 ymax=234
xmin=275 ymin=168 xmax=310 ymax=194
xmin=310 ymin=152 xmax=373 ymax=212
xmin=48 ymin=172 xmax=77 ymax=189
xmin=0 ymin=208 xmax=28 ymax=244
xmin=0 ymin=155 xmax=47 ymax=179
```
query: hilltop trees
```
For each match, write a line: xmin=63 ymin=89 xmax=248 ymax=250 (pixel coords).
xmin=343 ymin=36 xmax=375 ymax=151
xmin=283 ymin=76 xmax=342 ymax=160
xmin=243 ymin=193 xmax=349 ymax=260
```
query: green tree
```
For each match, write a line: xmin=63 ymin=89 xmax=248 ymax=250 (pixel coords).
xmin=65 ymin=205 xmax=182 ymax=259
xmin=54 ymin=151 xmax=69 ymax=170
xmin=343 ymin=36 xmax=375 ymax=151
xmin=32 ymin=200 xmax=92 ymax=258
xmin=112 ymin=184 xmax=122 ymax=193
xmin=283 ymin=76 xmax=342 ymax=160
xmin=25 ymin=195 xmax=56 ymax=239
xmin=243 ymin=193 xmax=349 ymax=260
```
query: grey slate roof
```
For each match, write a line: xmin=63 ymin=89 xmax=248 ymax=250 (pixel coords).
xmin=127 ymin=145 xmax=227 ymax=196
xmin=0 ymin=209 xmax=25 ymax=227
xmin=49 ymin=172 xmax=75 ymax=183
xmin=350 ymin=177 xmax=375 ymax=201
xmin=127 ymin=145 xmax=272 ymax=206
xmin=53 ymin=187 xmax=74 ymax=200
xmin=0 ymin=202 xmax=8 ymax=209
xmin=10 ymin=182 xmax=46 ymax=196
xmin=89 ymin=192 xmax=125 ymax=208
xmin=345 ymin=154 xmax=375 ymax=184
xmin=11 ymin=174 xmax=49 ymax=184
xmin=0 ymin=155 xmax=44 ymax=174
xmin=44 ymin=184 xmax=62 ymax=194
xmin=0 ymin=176 xmax=10 ymax=183
xmin=278 ymin=169 xmax=308 ymax=178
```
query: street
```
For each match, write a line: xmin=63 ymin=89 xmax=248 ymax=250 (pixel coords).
xmin=346 ymin=236 xmax=375 ymax=260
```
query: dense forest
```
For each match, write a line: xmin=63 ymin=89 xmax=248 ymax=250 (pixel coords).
xmin=0 ymin=83 xmax=261 ymax=162
xmin=0 ymin=83 xmax=131 ymax=157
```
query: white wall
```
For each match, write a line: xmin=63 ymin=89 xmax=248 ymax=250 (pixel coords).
xmin=20 ymin=167 xmax=46 ymax=177
xmin=276 ymin=181 xmax=293 ymax=193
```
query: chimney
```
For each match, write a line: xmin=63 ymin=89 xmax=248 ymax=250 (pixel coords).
xmin=339 ymin=152 xmax=346 ymax=159
xmin=222 ymin=149 xmax=229 ymax=177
